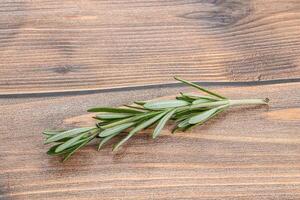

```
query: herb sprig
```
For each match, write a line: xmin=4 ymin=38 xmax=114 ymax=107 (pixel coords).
xmin=43 ymin=77 xmax=269 ymax=161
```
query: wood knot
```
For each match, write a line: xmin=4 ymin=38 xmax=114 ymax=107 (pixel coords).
xmin=180 ymin=0 xmax=252 ymax=27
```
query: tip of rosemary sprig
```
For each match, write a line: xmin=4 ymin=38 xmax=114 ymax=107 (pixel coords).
xmin=174 ymin=76 xmax=227 ymax=99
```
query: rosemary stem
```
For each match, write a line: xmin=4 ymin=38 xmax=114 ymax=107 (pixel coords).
xmin=190 ymin=98 xmax=268 ymax=110
xmin=228 ymin=98 xmax=269 ymax=106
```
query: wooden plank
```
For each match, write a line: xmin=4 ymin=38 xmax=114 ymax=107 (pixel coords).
xmin=1 ymin=0 xmax=300 ymax=94
xmin=1 ymin=82 xmax=299 ymax=199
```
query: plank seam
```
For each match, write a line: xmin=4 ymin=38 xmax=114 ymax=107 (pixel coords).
xmin=0 ymin=78 xmax=299 ymax=99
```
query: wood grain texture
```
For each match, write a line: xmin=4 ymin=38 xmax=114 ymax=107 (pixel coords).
xmin=1 ymin=83 xmax=300 ymax=199
xmin=1 ymin=0 xmax=300 ymax=94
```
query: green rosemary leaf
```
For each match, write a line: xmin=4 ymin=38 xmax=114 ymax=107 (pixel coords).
xmin=113 ymin=111 xmax=167 ymax=151
xmin=176 ymin=96 xmax=194 ymax=103
xmin=98 ymin=133 xmax=119 ymax=150
xmin=99 ymin=122 xmax=135 ymax=137
xmin=177 ymin=118 xmax=190 ymax=128
xmin=189 ymin=105 xmax=228 ymax=124
xmin=95 ymin=113 xmax=133 ymax=120
xmin=62 ymin=135 xmax=95 ymax=162
xmin=188 ymin=108 xmax=218 ymax=125
xmin=47 ymin=140 xmax=87 ymax=156
xmin=123 ymin=105 xmax=149 ymax=111
xmin=87 ymin=107 xmax=143 ymax=114
xmin=95 ymin=120 xmax=116 ymax=127
xmin=173 ymin=107 xmax=191 ymax=115
xmin=174 ymin=108 xmax=206 ymax=119
xmin=47 ymin=143 xmax=75 ymax=156
xmin=47 ymin=144 xmax=63 ymax=155
xmin=54 ymin=137 xmax=76 ymax=143
xmin=174 ymin=115 xmax=189 ymax=123
xmin=55 ymin=132 xmax=89 ymax=153
xmin=181 ymin=93 xmax=220 ymax=101
xmin=174 ymin=105 xmax=192 ymax=112
xmin=134 ymin=101 xmax=147 ymax=106
xmin=192 ymin=98 xmax=213 ymax=105
xmin=152 ymin=109 xmax=177 ymax=139
xmin=101 ymin=112 xmax=159 ymax=129
xmin=172 ymin=118 xmax=193 ymax=133
xmin=174 ymin=77 xmax=226 ymax=99
xmin=45 ymin=127 xmax=95 ymax=144
xmin=43 ymin=130 xmax=65 ymax=136
xmin=144 ymin=100 xmax=189 ymax=110
xmin=175 ymin=96 xmax=186 ymax=101
xmin=175 ymin=112 xmax=199 ymax=123
xmin=93 ymin=116 xmax=110 ymax=122
xmin=183 ymin=106 xmax=228 ymax=132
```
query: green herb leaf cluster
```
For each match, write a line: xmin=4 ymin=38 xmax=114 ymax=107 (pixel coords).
xmin=44 ymin=77 xmax=269 ymax=161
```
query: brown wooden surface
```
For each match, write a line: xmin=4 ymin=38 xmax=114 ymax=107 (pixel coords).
xmin=1 ymin=0 xmax=300 ymax=199
xmin=1 ymin=83 xmax=300 ymax=199
xmin=0 ymin=0 xmax=300 ymax=94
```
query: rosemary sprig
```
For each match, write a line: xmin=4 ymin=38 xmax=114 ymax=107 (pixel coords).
xmin=43 ymin=77 xmax=269 ymax=161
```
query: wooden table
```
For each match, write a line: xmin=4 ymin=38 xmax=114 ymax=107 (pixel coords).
xmin=1 ymin=1 xmax=300 ymax=199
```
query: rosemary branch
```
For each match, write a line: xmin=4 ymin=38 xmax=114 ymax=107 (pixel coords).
xmin=43 ymin=77 xmax=269 ymax=161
